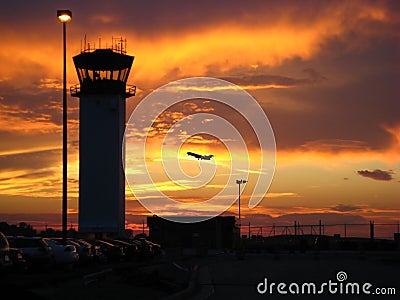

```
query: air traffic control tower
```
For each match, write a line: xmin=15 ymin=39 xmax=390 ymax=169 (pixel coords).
xmin=71 ymin=38 xmax=135 ymax=238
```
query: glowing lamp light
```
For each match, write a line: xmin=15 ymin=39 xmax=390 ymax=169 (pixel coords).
xmin=57 ymin=10 xmax=72 ymax=23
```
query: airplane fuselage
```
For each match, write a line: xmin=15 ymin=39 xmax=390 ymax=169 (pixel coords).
xmin=187 ymin=152 xmax=214 ymax=160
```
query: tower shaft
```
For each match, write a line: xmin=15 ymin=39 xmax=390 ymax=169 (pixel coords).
xmin=78 ymin=94 xmax=126 ymax=235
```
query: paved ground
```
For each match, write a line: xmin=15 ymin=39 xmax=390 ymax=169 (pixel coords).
xmin=195 ymin=251 xmax=400 ymax=300
xmin=1 ymin=257 xmax=192 ymax=300
xmin=2 ymin=250 xmax=400 ymax=300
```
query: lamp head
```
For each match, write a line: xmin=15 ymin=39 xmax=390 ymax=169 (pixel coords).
xmin=236 ymin=179 xmax=248 ymax=184
xmin=57 ymin=10 xmax=72 ymax=23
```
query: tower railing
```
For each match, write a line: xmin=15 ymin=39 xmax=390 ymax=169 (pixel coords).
xmin=70 ymin=83 xmax=136 ymax=97
xmin=126 ymin=85 xmax=136 ymax=97
xmin=70 ymin=84 xmax=80 ymax=96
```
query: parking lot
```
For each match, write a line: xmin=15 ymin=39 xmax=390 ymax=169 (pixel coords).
xmin=2 ymin=255 xmax=194 ymax=299
xmin=1 ymin=233 xmax=194 ymax=299
xmin=2 ymin=232 xmax=400 ymax=300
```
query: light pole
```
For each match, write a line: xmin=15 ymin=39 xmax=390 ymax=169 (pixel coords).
xmin=236 ymin=179 xmax=248 ymax=226
xmin=57 ymin=9 xmax=72 ymax=243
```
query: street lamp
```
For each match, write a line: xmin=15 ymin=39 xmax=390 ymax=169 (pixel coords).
xmin=236 ymin=179 xmax=248 ymax=225
xmin=57 ymin=9 xmax=72 ymax=243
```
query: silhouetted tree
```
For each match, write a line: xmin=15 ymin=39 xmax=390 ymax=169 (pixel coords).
xmin=0 ymin=221 xmax=36 ymax=236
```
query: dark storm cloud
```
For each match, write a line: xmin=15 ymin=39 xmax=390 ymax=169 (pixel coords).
xmin=258 ymin=37 xmax=400 ymax=150
xmin=300 ymin=139 xmax=370 ymax=153
xmin=330 ymin=204 xmax=363 ymax=212
xmin=0 ymin=0 xmax=286 ymax=35
xmin=1 ymin=0 xmax=395 ymax=39
xmin=222 ymin=68 xmax=326 ymax=88
xmin=201 ymin=14 xmax=399 ymax=152
xmin=357 ymin=169 xmax=394 ymax=181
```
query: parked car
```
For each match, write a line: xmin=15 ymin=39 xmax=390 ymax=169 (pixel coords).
xmin=43 ymin=238 xmax=79 ymax=267
xmin=109 ymin=239 xmax=139 ymax=261
xmin=8 ymin=247 xmax=27 ymax=272
xmin=146 ymin=240 xmax=162 ymax=256
xmin=136 ymin=238 xmax=157 ymax=255
xmin=83 ymin=239 xmax=124 ymax=262
xmin=7 ymin=236 xmax=54 ymax=270
xmin=125 ymin=238 xmax=153 ymax=258
xmin=0 ymin=232 xmax=12 ymax=272
xmin=52 ymin=238 xmax=93 ymax=264
xmin=74 ymin=239 xmax=105 ymax=263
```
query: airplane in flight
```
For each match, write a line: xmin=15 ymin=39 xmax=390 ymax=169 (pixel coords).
xmin=187 ymin=151 xmax=214 ymax=160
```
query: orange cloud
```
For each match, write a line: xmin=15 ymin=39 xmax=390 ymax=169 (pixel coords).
xmin=383 ymin=123 xmax=400 ymax=151
xmin=0 ymin=101 xmax=60 ymax=134
xmin=123 ymin=3 xmax=391 ymax=86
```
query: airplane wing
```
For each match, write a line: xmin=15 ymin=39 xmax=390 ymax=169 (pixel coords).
xmin=202 ymin=155 xmax=214 ymax=160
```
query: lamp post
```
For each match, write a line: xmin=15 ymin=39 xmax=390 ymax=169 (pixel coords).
xmin=57 ymin=9 xmax=72 ymax=244
xmin=236 ymin=179 xmax=248 ymax=226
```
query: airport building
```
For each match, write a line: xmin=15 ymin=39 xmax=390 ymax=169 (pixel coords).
xmin=147 ymin=216 xmax=237 ymax=249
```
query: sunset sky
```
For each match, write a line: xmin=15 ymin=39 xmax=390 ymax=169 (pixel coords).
xmin=0 ymin=0 xmax=399 ymax=236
